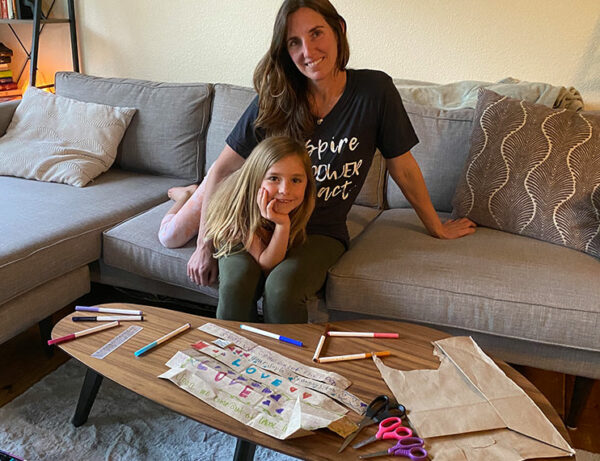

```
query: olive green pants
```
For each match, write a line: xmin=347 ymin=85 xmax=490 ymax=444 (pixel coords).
xmin=216 ymin=235 xmax=345 ymax=324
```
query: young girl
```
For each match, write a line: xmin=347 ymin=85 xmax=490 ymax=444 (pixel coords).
xmin=203 ymin=136 xmax=315 ymax=320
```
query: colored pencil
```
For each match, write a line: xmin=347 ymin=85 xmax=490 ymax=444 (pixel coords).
xmin=312 ymin=334 xmax=327 ymax=362
xmin=134 ymin=323 xmax=191 ymax=357
xmin=73 ymin=315 xmax=143 ymax=322
xmin=317 ymin=350 xmax=391 ymax=363
xmin=327 ymin=331 xmax=399 ymax=338
xmin=76 ymin=305 xmax=143 ymax=315
xmin=47 ymin=321 xmax=120 ymax=346
xmin=240 ymin=324 xmax=303 ymax=347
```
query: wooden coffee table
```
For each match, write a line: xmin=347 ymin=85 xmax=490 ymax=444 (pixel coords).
xmin=51 ymin=303 xmax=573 ymax=461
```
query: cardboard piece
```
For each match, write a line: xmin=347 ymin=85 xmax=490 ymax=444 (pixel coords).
xmin=374 ymin=336 xmax=575 ymax=460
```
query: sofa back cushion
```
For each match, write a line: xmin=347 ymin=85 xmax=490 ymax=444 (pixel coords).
xmin=0 ymin=99 xmax=19 ymax=136
xmin=386 ymin=101 xmax=475 ymax=212
xmin=206 ymin=83 xmax=386 ymax=208
xmin=55 ymin=72 xmax=212 ymax=182
xmin=205 ymin=84 xmax=256 ymax=169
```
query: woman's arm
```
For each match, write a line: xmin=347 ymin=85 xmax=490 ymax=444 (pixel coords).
xmin=187 ymin=144 xmax=245 ymax=286
xmin=386 ymin=152 xmax=476 ymax=239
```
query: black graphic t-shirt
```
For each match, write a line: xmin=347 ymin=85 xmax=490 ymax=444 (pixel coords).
xmin=226 ymin=69 xmax=419 ymax=246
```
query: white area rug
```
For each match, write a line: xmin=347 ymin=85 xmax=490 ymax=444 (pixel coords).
xmin=1 ymin=360 xmax=598 ymax=461
xmin=0 ymin=360 xmax=298 ymax=461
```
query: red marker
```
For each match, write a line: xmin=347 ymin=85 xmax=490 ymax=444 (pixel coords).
xmin=48 ymin=321 xmax=120 ymax=345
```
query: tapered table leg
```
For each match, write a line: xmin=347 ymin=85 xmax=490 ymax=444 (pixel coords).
xmin=71 ymin=367 xmax=103 ymax=427
xmin=233 ymin=438 xmax=256 ymax=461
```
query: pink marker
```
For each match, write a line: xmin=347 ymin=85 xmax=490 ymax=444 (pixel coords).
xmin=326 ymin=331 xmax=399 ymax=338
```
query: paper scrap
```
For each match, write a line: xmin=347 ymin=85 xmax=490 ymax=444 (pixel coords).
xmin=373 ymin=336 xmax=575 ymax=460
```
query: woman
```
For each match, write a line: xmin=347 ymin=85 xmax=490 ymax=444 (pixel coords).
xmin=165 ymin=0 xmax=476 ymax=323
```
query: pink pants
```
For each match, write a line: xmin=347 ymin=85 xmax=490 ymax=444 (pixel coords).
xmin=158 ymin=173 xmax=209 ymax=249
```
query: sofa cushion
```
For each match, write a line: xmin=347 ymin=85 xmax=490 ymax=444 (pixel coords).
xmin=452 ymin=89 xmax=600 ymax=259
xmin=0 ymin=99 xmax=19 ymax=135
xmin=386 ymin=102 xmax=474 ymax=212
xmin=101 ymin=202 xmax=379 ymax=301
xmin=0 ymin=266 xmax=89 ymax=345
xmin=205 ymin=83 xmax=386 ymax=208
xmin=102 ymin=201 xmax=220 ymax=301
xmin=0 ymin=87 xmax=136 ymax=187
xmin=327 ymin=208 xmax=600 ymax=353
xmin=55 ymin=72 xmax=212 ymax=182
xmin=0 ymin=171 xmax=188 ymax=306
xmin=205 ymin=84 xmax=256 ymax=169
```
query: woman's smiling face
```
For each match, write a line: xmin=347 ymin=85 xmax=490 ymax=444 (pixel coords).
xmin=286 ymin=7 xmax=339 ymax=84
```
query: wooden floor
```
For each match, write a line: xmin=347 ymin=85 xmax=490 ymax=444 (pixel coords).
xmin=1 ymin=300 xmax=598 ymax=454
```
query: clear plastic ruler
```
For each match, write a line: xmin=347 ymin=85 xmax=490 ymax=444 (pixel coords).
xmin=91 ymin=325 xmax=143 ymax=359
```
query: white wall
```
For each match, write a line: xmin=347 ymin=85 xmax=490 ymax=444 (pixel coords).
xmin=2 ymin=0 xmax=599 ymax=109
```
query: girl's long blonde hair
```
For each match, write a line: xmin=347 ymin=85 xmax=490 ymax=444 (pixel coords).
xmin=253 ymin=0 xmax=350 ymax=140
xmin=204 ymin=136 xmax=315 ymax=259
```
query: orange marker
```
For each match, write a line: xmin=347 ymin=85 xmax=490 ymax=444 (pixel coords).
xmin=317 ymin=350 xmax=391 ymax=364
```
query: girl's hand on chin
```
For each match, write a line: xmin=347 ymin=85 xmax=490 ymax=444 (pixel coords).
xmin=257 ymin=188 xmax=290 ymax=226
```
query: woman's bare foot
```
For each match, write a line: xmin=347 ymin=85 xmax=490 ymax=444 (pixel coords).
xmin=168 ymin=184 xmax=198 ymax=203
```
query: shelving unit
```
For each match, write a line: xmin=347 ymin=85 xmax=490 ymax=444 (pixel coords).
xmin=0 ymin=0 xmax=79 ymax=88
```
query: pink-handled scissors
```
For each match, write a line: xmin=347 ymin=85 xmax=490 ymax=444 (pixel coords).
xmin=353 ymin=416 xmax=413 ymax=449
xmin=359 ymin=437 xmax=428 ymax=460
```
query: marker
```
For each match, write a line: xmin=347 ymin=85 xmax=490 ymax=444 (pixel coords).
xmin=240 ymin=324 xmax=303 ymax=347
xmin=317 ymin=350 xmax=391 ymax=364
xmin=73 ymin=315 xmax=143 ymax=322
xmin=312 ymin=334 xmax=327 ymax=362
xmin=76 ymin=305 xmax=143 ymax=315
xmin=327 ymin=331 xmax=399 ymax=338
xmin=48 ymin=321 xmax=120 ymax=346
xmin=134 ymin=323 xmax=191 ymax=357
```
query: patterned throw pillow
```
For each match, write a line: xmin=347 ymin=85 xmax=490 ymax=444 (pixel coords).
xmin=452 ymin=89 xmax=600 ymax=258
xmin=0 ymin=86 xmax=136 ymax=187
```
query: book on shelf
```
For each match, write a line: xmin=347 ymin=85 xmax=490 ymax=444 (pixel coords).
xmin=0 ymin=69 xmax=13 ymax=79
xmin=0 ymin=81 xmax=17 ymax=90
xmin=0 ymin=88 xmax=21 ymax=101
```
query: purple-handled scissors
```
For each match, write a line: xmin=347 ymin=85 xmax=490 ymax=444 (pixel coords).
xmin=359 ymin=437 xmax=428 ymax=460
xmin=353 ymin=416 xmax=413 ymax=449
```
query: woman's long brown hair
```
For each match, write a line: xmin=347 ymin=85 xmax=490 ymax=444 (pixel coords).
xmin=253 ymin=0 xmax=350 ymax=141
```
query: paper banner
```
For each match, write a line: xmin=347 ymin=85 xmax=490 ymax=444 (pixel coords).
xmin=198 ymin=323 xmax=352 ymax=388
xmin=160 ymin=348 xmax=348 ymax=439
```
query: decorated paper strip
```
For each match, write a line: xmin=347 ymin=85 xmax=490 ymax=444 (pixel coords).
xmin=160 ymin=348 xmax=349 ymax=439
xmin=190 ymin=340 xmax=367 ymax=415
xmin=198 ymin=323 xmax=351 ymax=388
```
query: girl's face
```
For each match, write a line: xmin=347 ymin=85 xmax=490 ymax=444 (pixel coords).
xmin=260 ymin=155 xmax=308 ymax=214
xmin=286 ymin=7 xmax=339 ymax=84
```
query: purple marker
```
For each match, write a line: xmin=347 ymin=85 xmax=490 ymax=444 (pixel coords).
xmin=75 ymin=305 xmax=143 ymax=315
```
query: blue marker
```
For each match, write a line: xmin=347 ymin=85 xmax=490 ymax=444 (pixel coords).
xmin=240 ymin=324 xmax=303 ymax=347
xmin=134 ymin=323 xmax=191 ymax=357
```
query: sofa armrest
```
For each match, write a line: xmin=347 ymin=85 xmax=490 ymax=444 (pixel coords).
xmin=0 ymin=100 xmax=19 ymax=136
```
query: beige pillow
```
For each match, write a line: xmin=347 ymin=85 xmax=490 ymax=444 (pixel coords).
xmin=0 ymin=86 xmax=136 ymax=187
xmin=452 ymin=89 xmax=600 ymax=259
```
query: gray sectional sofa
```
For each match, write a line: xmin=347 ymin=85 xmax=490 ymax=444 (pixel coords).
xmin=2 ymin=72 xmax=598 ymax=396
